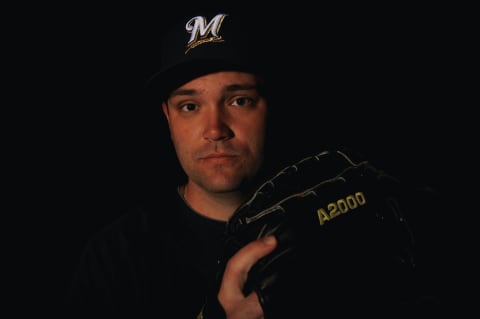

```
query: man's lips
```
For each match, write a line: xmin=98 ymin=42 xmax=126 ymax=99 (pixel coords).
xmin=201 ymin=153 xmax=236 ymax=159
xmin=200 ymin=153 xmax=238 ymax=164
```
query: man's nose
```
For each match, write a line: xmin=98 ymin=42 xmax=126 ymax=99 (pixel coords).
xmin=203 ymin=107 xmax=233 ymax=142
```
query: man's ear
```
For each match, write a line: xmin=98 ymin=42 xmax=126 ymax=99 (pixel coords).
xmin=161 ymin=101 xmax=170 ymax=122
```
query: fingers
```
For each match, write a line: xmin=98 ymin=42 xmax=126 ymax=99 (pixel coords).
xmin=218 ymin=236 xmax=277 ymax=315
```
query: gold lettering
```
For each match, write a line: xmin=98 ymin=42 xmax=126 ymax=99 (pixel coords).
xmin=337 ymin=199 xmax=349 ymax=214
xmin=328 ymin=202 xmax=341 ymax=218
xmin=346 ymin=194 xmax=358 ymax=209
xmin=356 ymin=192 xmax=366 ymax=205
xmin=317 ymin=208 xmax=330 ymax=225
xmin=316 ymin=191 xmax=368 ymax=226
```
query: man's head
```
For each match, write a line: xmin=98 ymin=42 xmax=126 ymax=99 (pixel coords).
xmin=151 ymin=10 xmax=274 ymax=212
xmin=148 ymin=10 xmax=270 ymax=103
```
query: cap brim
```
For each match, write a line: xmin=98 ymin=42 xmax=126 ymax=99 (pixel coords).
xmin=146 ymin=59 xmax=259 ymax=102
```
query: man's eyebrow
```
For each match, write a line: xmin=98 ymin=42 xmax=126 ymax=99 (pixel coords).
xmin=169 ymin=88 xmax=197 ymax=98
xmin=169 ymin=84 xmax=259 ymax=98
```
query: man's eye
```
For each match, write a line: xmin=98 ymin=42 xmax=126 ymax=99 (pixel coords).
xmin=180 ymin=103 xmax=198 ymax=112
xmin=232 ymin=97 xmax=253 ymax=107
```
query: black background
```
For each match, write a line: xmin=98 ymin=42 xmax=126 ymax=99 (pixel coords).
xmin=8 ymin=2 xmax=473 ymax=314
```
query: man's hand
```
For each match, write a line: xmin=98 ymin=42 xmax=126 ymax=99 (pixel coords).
xmin=204 ymin=149 xmax=419 ymax=318
xmin=217 ymin=236 xmax=277 ymax=319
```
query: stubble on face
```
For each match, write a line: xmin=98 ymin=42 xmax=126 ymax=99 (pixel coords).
xmin=165 ymin=71 xmax=268 ymax=196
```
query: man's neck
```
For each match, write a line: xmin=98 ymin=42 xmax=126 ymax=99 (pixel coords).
xmin=180 ymin=183 xmax=249 ymax=221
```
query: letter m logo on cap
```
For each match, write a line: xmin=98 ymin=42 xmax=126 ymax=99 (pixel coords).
xmin=185 ymin=13 xmax=228 ymax=53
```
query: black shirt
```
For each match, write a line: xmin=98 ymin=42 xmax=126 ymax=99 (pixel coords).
xmin=65 ymin=186 xmax=226 ymax=318
xmin=64 ymin=183 xmax=445 ymax=317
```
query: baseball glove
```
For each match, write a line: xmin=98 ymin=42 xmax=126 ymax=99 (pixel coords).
xmin=202 ymin=148 xmax=419 ymax=318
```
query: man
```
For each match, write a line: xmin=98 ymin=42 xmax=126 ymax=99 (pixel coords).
xmin=66 ymin=10 xmax=286 ymax=318
xmin=66 ymin=9 xmax=441 ymax=318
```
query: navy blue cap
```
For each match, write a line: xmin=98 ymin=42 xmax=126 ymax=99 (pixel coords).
xmin=147 ymin=11 xmax=268 ymax=101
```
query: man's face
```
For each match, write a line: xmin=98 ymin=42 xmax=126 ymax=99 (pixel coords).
xmin=162 ymin=71 xmax=268 ymax=195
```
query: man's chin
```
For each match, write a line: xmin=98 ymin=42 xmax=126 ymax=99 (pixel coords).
xmin=202 ymin=174 xmax=247 ymax=194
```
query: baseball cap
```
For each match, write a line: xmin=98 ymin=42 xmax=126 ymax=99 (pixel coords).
xmin=146 ymin=10 xmax=269 ymax=102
